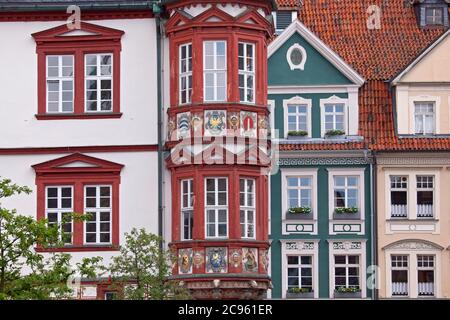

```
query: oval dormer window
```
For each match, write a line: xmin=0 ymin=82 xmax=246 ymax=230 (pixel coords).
xmin=286 ymin=43 xmax=307 ymax=70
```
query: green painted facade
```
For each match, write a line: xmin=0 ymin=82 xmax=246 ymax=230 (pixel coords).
xmin=268 ymin=28 xmax=372 ymax=299
xmin=269 ymin=164 xmax=373 ymax=299
xmin=268 ymin=32 xmax=353 ymax=86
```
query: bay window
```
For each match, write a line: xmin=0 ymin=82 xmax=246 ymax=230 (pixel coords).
xmin=181 ymin=179 xmax=194 ymax=240
xmin=287 ymin=255 xmax=313 ymax=292
xmin=179 ymin=43 xmax=192 ymax=104
xmin=238 ymin=42 xmax=255 ymax=103
xmin=203 ymin=41 xmax=227 ymax=102
xmin=205 ymin=177 xmax=228 ymax=238
xmin=46 ymin=55 xmax=74 ymax=113
xmin=46 ymin=186 xmax=73 ymax=244
xmin=334 ymin=255 xmax=360 ymax=291
xmin=84 ymin=185 xmax=112 ymax=244
xmin=391 ymin=255 xmax=409 ymax=296
xmin=416 ymin=176 xmax=434 ymax=218
xmin=85 ymin=54 xmax=113 ymax=112
xmin=414 ymin=102 xmax=435 ymax=135
xmin=240 ymin=178 xmax=255 ymax=239
xmin=390 ymin=176 xmax=408 ymax=218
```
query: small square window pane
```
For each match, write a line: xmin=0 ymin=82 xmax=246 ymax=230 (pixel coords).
xmin=47 ymin=199 xmax=58 ymax=208
xmin=47 ymin=212 xmax=58 ymax=222
xmin=86 ymin=233 xmax=96 ymax=243
xmin=86 ymin=223 xmax=96 ymax=232
xmin=86 ymin=198 xmax=96 ymax=208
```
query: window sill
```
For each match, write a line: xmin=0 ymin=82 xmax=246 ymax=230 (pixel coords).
xmin=35 ymin=113 xmax=122 ymax=120
xmin=387 ymin=218 xmax=438 ymax=222
xmin=35 ymin=245 xmax=119 ymax=252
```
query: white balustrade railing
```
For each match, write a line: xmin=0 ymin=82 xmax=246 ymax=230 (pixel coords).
xmin=391 ymin=205 xmax=407 ymax=218
xmin=391 ymin=282 xmax=408 ymax=296
xmin=417 ymin=204 xmax=433 ymax=218
xmin=418 ymin=282 xmax=434 ymax=296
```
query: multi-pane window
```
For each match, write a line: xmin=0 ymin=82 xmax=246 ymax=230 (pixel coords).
xmin=46 ymin=186 xmax=73 ymax=244
xmin=391 ymin=255 xmax=409 ymax=296
xmin=179 ymin=43 xmax=192 ymax=104
xmin=333 ymin=176 xmax=358 ymax=209
xmin=324 ymin=103 xmax=345 ymax=132
xmin=417 ymin=255 xmax=435 ymax=296
xmin=334 ymin=255 xmax=360 ymax=290
xmin=85 ymin=54 xmax=113 ymax=112
xmin=84 ymin=185 xmax=112 ymax=244
xmin=425 ymin=7 xmax=443 ymax=25
xmin=181 ymin=179 xmax=194 ymax=240
xmin=287 ymin=256 xmax=313 ymax=292
xmin=287 ymin=105 xmax=308 ymax=132
xmin=287 ymin=176 xmax=312 ymax=209
xmin=416 ymin=176 xmax=434 ymax=218
xmin=238 ymin=42 xmax=255 ymax=103
xmin=203 ymin=41 xmax=227 ymax=102
xmin=414 ymin=102 xmax=435 ymax=134
xmin=205 ymin=178 xmax=228 ymax=238
xmin=46 ymin=55 xmax=74 ymax=113
xmin=390 ymin=176 xmax=408 ymax=218
xmin=240 ymin=178 xmax=255 ymax=239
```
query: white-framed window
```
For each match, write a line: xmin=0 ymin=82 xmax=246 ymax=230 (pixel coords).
xmin=45 ymin=186 xmax=73 ymax=244
xmin=205 ymin=177 xmax=228 ymax=238
xmin=425 ymin=7 xmax=444 ymax=25
xmin=240 ymin=178 xmax=255 ymax=239
xmin=417 ymin=255 xmax=435 ymax=296
xmin=390 ymin=176 xmax=408 ymax=218
xmin=287 ymin=255 xmax=313 ymax=292
xmin=84 ymin=185 xmax=112 ymax=244
xmin=416 ymin=176 xmax=434 ymax=218
xmin=238 ymin=42 xmax=255 ymax=103
xmin=391 ymin=255 xmax=409 ymax=296
xmin=334 ymin=255 xmax=360 ymax=290
xmin=287 ymin=176 xmax=312 ymax=209
xmin=179 ymin=43 xmax=192 ymax=104
xmin=85 ymin=53 xmax=113 ymax=112
xmin=46 ymin=55 xmax=74 ymax=113
xmin=181 ymin=179 xmax=194 ymax=240
xmin=287 ymin=105 xmax=308 ymax=132
xmin=203 ymin=41 xmax=227 ymax=102
xmin=333 ymin=176 xmax=359 ymax=209
xmin=414 ymin=102 xmax=435 ymax=135
xmin=324 ymin=103 xmax=345 ymax=132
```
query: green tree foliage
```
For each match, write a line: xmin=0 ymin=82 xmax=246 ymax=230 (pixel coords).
xmin=0 ymin=178 xmax=101 ymax=300
xmin=108 ymin=228 xmax=190 ymax=300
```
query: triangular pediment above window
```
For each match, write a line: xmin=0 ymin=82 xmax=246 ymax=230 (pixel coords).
xmin=193 ymin=6 xmax=234 ymax=23
xmin=32 ymin=153 xmax=124 ymax=175
xmin=32 ymin=22 xmax=124 ymax=43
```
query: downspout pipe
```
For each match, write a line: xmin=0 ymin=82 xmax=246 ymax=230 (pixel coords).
xmin=372 ymin=151 xmax=378 ymax=300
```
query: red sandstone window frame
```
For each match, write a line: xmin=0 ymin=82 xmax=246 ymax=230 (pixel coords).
xmin=33 ymin=153 xmax=123 ymax=252
xmin=32 ymin=22 xmax=124 ymax=120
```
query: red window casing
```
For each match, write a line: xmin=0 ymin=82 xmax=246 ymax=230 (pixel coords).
xmin=33 ymin=153 xmax=123 ymax=252
xmin=32 ymin=22 xmax=123 ymax=120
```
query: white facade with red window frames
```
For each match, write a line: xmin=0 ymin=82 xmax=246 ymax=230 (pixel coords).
xmin=162 ymin=0 xmax=275 ymax=299
xmin=0 ymin=7 xmax=160 ymax=299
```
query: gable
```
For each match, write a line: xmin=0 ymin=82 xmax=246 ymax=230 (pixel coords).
xmin=397 ymin=31 xmax=450 ymax=83
xmin=268 ymin=32 xmax=355 ymax=86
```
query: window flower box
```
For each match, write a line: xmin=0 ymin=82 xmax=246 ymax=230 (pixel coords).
xmin=325 ymin=130 xmax=345 ymax=139
xmin=286 ymin=288 xmax=314 ymax=299
xmin=333 ymin=207 xmax=360 ymax=220
xmin=334 ymin=287 xmax=362 ymax=299
xmin=286 ymin=206 xmax=313 ymax=220
xmin=287 ymin=130 xmax=308 ymax=140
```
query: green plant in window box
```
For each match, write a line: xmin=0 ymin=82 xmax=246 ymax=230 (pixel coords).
xmin=325 ymin=130 xmax=345 ymax=137
xmin=334 ymin=287 xmax=361 ymax=293
xmin=288 ymin=287 xmax=313 ymax=293
xmin=334 ymin=207 xmax=358 ymax=214
xmin=288 ymin=206 xmax=312 ymax=214
xmin=287 ymin=130 xmax=308 ymax=136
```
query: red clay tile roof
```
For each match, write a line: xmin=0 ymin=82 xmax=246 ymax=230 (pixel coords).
xmin=275 ymin=0 xmax=301 ymax=9
xmin=278 ymin=0 xmax=450 ymax=151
